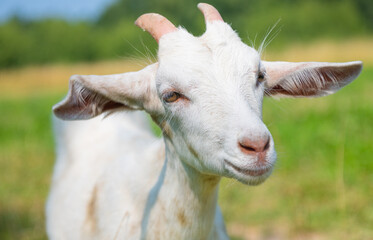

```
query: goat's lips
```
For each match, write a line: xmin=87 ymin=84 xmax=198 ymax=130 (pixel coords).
xmin=224 ymin=160 xmax=270 ymax=177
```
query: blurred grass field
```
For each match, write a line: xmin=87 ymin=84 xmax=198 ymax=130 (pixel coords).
xmin=0 ymin=39 xmax=372 ymax=240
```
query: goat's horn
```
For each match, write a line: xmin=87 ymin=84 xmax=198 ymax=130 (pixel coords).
xmin=135 ymin=13 xmax=177 ymax=43
xmin=197 ymin=3 xmax=223 ymax=23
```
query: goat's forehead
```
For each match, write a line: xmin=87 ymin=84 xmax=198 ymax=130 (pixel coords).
xmin=157 ymin=32 xmax=261 ymax=88
xmin=158 ymin=26 xmax=260 ymax=62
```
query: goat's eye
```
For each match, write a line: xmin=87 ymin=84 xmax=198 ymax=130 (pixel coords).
xmin=163 ymin=92 xmax=181 ymax=103
xmin=257 ymin=71 xmax=265 ymax=82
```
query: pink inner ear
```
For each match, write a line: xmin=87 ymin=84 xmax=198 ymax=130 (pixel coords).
xmin=135 ymin=13 xmax=177 ymax=43
xmin=263 ymin=61 xmax=362 ymax=98
xmin=198 ymin=3 xmax=223 ymax=23
xmin=53 ymin=80 xmax=128 ymax=120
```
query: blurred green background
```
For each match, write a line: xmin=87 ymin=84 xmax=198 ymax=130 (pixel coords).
xmin=1 ymin=0 xmax=372 ymax=69
xmin=0 ymin=0 xmax=372 ymax=239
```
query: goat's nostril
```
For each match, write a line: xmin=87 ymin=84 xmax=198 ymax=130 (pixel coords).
xmin=239 ymin=142 xmax=256 ymax=152
xmin=263 ymin=137 xmax=270 ymax=151
xmin=238 ymin=136 xmax=270 ymax=155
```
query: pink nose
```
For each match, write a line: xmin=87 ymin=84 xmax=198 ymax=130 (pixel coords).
xmin=238 ymin=136 xmax=270 ymax=155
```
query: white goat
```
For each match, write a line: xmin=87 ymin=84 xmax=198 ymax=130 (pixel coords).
xmin=46 ymin=3 xmax=362 ymax=240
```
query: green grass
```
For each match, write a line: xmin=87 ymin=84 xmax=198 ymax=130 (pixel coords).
xmin=0 ymin=93 xmax=62 ymax=239
xmin=0 ymin=68 xmax=372 ymax=239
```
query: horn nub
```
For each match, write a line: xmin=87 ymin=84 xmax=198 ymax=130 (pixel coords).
xmin=197 ymin=3 xmax=223 ymax=23
xmin=135 ymin=13 xmax=177 ymax=43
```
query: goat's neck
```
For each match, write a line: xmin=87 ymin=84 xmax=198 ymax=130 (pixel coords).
xmin=145 ymin=137 xmax=221 ymax=238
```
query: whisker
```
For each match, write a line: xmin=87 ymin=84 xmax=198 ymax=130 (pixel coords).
xmin=258 ymin=19 xmax=282 ymax=56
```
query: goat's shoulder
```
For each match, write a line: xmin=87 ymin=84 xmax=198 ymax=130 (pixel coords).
xmin=47 ymin=112 xmax=165 ymax=239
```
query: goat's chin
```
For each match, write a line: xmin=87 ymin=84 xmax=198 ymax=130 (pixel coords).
xmin=233 ymin=169 xmax=273 ymax=186
xmin=238 ymin=172 xmax=272 ymax=185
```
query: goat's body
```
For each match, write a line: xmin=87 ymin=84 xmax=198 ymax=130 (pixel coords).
xmin=46 ymin=112 xmax=229 ymax=240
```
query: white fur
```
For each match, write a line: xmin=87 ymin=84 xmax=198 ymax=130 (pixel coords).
xmin=47 ymin=8 xmax=362 ymax=240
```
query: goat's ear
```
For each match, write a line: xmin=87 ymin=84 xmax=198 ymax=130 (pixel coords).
xmin=53 ymin=63 xmax=159 ymax=120
xmin=262 ymin=61 xmax=362 ymax=97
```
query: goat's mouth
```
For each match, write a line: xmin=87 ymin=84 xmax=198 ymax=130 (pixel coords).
xmin=224 ymin=159 xmax=271 ymax=177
